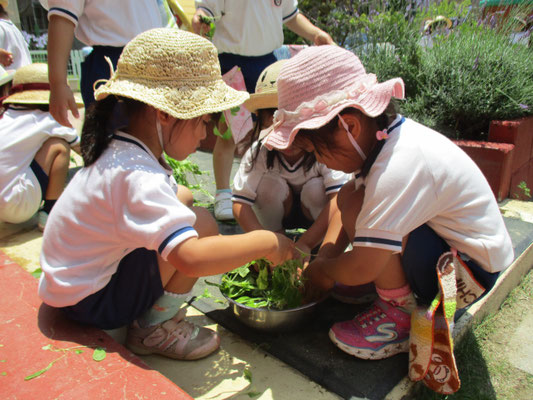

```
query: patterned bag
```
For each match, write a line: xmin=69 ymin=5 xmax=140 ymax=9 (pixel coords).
xmin=409 ymin=251 xmax=485 ymax=394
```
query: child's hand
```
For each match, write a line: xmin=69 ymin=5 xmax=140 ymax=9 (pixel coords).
xmin=303 ymin=257 xmax=335 ymax=302
xmin=49 ymin=82 xmax=79 ymax=128
xmin=264 ymin=233 xmax=296 ymax=267
xmin=294 ymin=241 xmax=312 ymax=264
xmin=0 ymin=48 xmax=13 ymax=67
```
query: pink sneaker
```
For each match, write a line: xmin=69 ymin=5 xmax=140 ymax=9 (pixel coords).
xmin=329 ymin=298 xmax=410 ymax=360
xmin=331 ymin=282 xmax=377 ymax=304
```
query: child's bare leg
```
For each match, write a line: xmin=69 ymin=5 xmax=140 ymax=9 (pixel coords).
xmin=213 ymin=135 xmax=236 ymax=220
xmin=34 ymin=137 xmax=70 ymax=200
xmin=177 ymin=184 xmax=194 ymax=207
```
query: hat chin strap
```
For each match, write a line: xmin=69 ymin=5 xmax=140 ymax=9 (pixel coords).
xmin=156 ymin=118 xmax=165 ymax=154
xmin=338 ymin=115 xmax=366 ymax=161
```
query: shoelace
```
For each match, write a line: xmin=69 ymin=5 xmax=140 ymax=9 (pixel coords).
xmin=355 ymin=305 xmax=386 ymax=328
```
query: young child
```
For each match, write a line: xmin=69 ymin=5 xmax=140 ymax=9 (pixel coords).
xmin=38 ymin=28 xmax=296 ymax=361
xmin=0 ymin=63 xmax=81 ymax=231
xmin=45 ymin=0 xmax=165 ymax=127
xmin=192 ymin=0 xmax=334 ymax=221
xmin=262 ymin=45 xmax=514 ymax=360
xmin=232 ymin=60 xmax=351 ymax=256
xmin=0 ymin=0 xmax=32 ymax=70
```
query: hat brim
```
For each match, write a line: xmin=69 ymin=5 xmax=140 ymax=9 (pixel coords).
xmin=264 ymin=77 xmax=404 ymax=150
xmin=95 ymin=76 xmax=249 ymax=120
xmin=3 ymin=90 xmax=84 ymax=107
xmin=243 ymin=92 xmax=278 ymax=114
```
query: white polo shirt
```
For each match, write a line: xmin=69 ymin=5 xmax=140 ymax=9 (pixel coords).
xmin=0 ymin=108 xmax=79 ymax=209
xmin=38 ymin=132 xmax=198 ymax=307
xmin=195 ymin=0 xmax=299 ymax=56
xmin=0 ymin=19 xmax=32 ymax=70
xmin=354 ymin=116 xmax=514 ymax=273
xmin=47 ymin=0 xmax=163 ymax=47
xmin=232 ymin=141 xmax=350 ymax=206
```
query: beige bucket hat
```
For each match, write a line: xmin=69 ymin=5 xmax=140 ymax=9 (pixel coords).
xmin=2 ymin=63 xmax=83 ymax=106
xmin=94 ymin=28 xmax=249 ymax=120
xmin=244 ymin=59 xmax=287 ymax=114
xmin=0 ymin=0 xmax=8 ymax=9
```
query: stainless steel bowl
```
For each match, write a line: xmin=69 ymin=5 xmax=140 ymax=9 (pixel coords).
xmin=223 ymin=294 xmax=323 ymax=332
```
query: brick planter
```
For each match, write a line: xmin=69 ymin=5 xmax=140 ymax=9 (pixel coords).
xmin=488 ymin=116 xmax=533 ymax=200
xmin=453 ymin=140 xmax=515 ymax=202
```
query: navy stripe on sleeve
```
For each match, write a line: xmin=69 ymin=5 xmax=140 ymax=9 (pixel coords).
xmin=283 ymin=8 xmax=299 ymax=21
xmin=232 ymin=194 xmax=255 ymax=204
xmin=158 ymin=226 xmax=196 ymax=254
xmin=49 ymin=7 xmax=79 ymax=22
xmin=353 ymin=236 xmax=402 ymax=247
xmin=326 ymin=184 xmax=344 ymax=192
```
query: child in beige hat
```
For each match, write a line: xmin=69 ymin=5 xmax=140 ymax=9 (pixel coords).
xmin=233 ymin=60 xmax=351 ymax=259
xmin=0 ymin=63 xmax=82 ymax=231
xmin=38 ymin=28 xmax=296 ymax=361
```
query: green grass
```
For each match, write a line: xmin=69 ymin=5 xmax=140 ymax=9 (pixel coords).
xmin=411 ymin=269 xmax=533 ymax=399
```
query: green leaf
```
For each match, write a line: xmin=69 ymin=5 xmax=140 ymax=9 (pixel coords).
xmin=243 ymin=367 xmax=253 ymax=383
xmin=74 ymin=350 xmax=84 ymax=354
xmin=31 ymin=268 xmax=42 ymax=279
xmin=92 ymin=348 xmax=106 ymax=362
xmin=24 ymin=356 xmax=64 ymax=381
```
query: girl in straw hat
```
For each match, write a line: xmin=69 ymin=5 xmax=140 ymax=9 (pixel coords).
xmin=38 ymin=28 xmax=296 ymax=361
xmin=0 ymin=63 xmax=81 ymax=231
xmin=262 ymin=45 xmax=513 ymax=361
xmin=233 ymin=59 xmax=351 ymax=260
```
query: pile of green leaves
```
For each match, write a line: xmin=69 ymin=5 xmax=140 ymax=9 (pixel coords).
xmin=214 ymin=258 xmax=305 ymax=310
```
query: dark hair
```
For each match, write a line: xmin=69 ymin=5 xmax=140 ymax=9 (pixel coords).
xmin=247 ymin=108 xmax=316 ymax=173
xmin=297 ymin=102 xmax=397 ymax=177
xmin=81 ymin=96 xmax=144 ymax=166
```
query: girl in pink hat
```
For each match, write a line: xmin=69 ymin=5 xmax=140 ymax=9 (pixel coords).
xmin=232 ymin=60 xmax=351 ymax=258
xmin=263 ymin=45 xmax=514 ymax=361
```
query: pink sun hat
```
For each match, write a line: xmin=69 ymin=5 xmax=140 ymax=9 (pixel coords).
xmin=263 ymin=45 xmax=405 ymax=150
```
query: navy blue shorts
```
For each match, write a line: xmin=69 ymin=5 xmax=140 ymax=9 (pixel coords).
xmin=61 ymin=248 xmax=164 ymax=330
xmin=80 ymin=46 xmax=123 ymax=108
xmin=218 ymin=52 xmax=277 ymax=93
xmin=402 ymin=224 xmax=500 ymax=305
xmin=30 ymin=159 xmax=48 ymax=201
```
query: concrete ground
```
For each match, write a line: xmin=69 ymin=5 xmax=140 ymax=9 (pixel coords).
xmin=1 ymin=148 xmax=532 ymax=399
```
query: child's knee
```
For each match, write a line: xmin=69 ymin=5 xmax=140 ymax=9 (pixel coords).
xmin=177 ymin=185 xmax=194 ymax=207
xmin=255 ymin=175 xmax=288 ymax=207
xmin=301 ymin=178 xmax=327 ymax=219
xmin=191 ymin=206 xmax=219 ymax=237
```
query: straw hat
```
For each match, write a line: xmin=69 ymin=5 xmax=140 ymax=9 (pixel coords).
xmin=0 ymin=0 xmax=8 ymax=9
xmin=94 ymin=28 xmax=249 ymax=120
xmin=244 ymin=60 xmax=287 ymax=114
xmin=263 ymin=45 xmax=404 ymax=150
xmin=2 ymin=63 xmax=83 ymax=106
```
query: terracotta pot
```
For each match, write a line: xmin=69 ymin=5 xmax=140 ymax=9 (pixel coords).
xmin=488 ymin=116 xmax=533 ymax=200
xmin=453 ymin=140 xmax=515 ymax=202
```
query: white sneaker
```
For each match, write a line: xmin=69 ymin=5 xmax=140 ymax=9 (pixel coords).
xmin=37 ymin=210 xmax=48 ymax=232
xmin=214 ymin=192 xmax=233 ymax=221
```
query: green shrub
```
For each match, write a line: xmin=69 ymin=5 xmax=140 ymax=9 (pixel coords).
xmin=403 ymin=20 xmax=533 ymax=140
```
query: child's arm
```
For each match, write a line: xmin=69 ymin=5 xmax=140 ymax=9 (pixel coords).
xmin=295 ymin=193 xmax=337 ymax=255
xmin=233 ymin=202 xmax=264 ymax=232
xmin=284 ymin=13 xmax=334 ymax=46
xmin=167 ymin=230 xmax=295 ymax=277
xmin=47 ymin=15 xmax=79 ymax=128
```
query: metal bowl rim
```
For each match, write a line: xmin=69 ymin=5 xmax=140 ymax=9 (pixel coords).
xmin=223 ymin=293 xmax=327 ymax=314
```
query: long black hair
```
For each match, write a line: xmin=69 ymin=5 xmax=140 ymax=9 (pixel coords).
xmin=81 ymin=96 xmax=144 ymax=166
xmin=246 ymin=108 xmax=316 ymax=173
xmin=296 ymin=102 xmax=397 ymax=177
